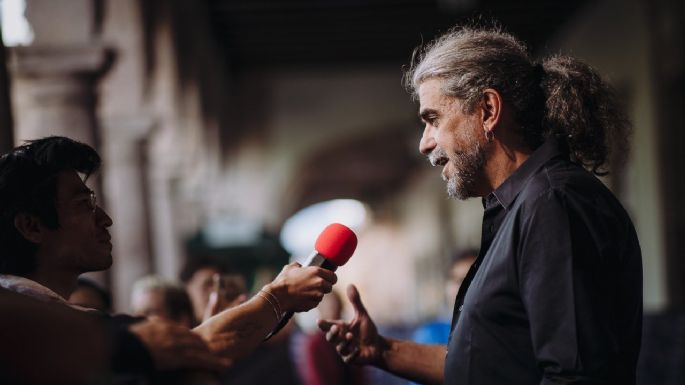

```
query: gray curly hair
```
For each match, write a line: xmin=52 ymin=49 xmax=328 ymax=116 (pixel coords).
xmin=404 ymin=26 xmax=630 ymax=175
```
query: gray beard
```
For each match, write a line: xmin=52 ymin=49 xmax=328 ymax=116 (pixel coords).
xmin=430 ymin=141 xmax=486 ymax=200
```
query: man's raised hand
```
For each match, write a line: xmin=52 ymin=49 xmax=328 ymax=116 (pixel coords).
xmin=317 ymin=284 xmax=387 ymax=365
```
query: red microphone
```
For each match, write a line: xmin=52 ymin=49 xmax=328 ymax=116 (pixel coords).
xmin=265 ymin=223 xmax=357 ymax=339
xmin=306 ymin=223 xmax=357 ymax=270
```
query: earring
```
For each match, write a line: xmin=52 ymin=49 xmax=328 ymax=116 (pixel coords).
xmin=485 ymin=130 xmax=494 ymax=142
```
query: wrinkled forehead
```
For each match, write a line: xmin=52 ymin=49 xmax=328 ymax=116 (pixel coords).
xmin=417 ymin=78 xmax=446 ymax=102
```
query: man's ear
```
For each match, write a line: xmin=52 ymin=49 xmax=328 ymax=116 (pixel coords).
xmin=479 ymin=88 xmax=503 ymax=135
xmin=14 ymin=213 xmax=44 ymax=244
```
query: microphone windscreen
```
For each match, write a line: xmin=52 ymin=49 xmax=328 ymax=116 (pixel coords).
xmin=314 ymin=223 xmax=357 ymax=266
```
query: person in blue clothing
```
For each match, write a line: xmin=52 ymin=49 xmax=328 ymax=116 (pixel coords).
xmin=412 ymin=249 xmax=477 ymax=346
xmin=410 ymin=249 xmax=476 ymax=385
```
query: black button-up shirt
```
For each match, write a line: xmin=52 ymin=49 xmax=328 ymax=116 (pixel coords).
xmin=444 ymin=138 xmax=643 ymax=385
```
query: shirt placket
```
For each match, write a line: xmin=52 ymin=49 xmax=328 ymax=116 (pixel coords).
xmin=448 ymin=196 xmax=504 ymax=338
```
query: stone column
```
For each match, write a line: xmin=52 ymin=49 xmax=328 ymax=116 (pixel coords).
xmin=102 ymin=117 xmax=155 ymax=311
xmin=9 ymin=45 xmax=109 ymax=145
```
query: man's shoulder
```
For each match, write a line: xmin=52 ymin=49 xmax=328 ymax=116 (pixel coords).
xmin=516 ymin=158 xmax=633 ymax=228
xmin=518 ymin=161 xmax=635 ymax=237
xmin=520 ymin=158 xmax=615 ymax=204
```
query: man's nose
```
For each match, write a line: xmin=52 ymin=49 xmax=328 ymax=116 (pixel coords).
xmin=419 ymin=129 xmax=437 ymax=155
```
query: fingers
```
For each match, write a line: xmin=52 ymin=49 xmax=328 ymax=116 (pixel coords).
xmin=212 ymin=273 xmax=222 ymax=292
xmin=164 ymin=327 xmax=232 ymax=372
xmin=325 ymin=323 xmax=346 ymax=343
xmin=346 ymin=284 xmax=368 ymax=319
xmin=341 ymin=348 xmax=360 ymax=364
xmin=131 ymin=320 xmax=230 ymax=371
xmin=334 ymin=329 xmax=358 ymax=358
xmin=317 ymin=319 xmax=336 ymax=332
xmin=270 ymin=263 xmax=339 ymax=313
xmin=168 ymin=324 xmax=212 ymax=350
xmin=341 ymin=336 xmax=360 ymax=364
xmin=315 ymin=267 xmax=338 ymax=284
xmin=318 ymin=278 xmax=333 ymax=294
xmin=204 ymin=291 xmax=219 ymax=320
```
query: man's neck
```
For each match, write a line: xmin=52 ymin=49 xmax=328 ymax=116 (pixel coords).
xmin=26 ymin=268 xmax=79 ymax=300
xmin=482 ymin=139 xmax=532 ymax=195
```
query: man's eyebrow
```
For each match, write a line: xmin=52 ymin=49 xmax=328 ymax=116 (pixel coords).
xmin=419 ymin=109 xmax=438 ymax=121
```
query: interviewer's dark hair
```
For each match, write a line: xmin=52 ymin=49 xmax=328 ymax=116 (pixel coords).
xmin=0 ymin=136 xmax=101 ymax=275
xmin=404 ymin=26 xmax=630 ymax=175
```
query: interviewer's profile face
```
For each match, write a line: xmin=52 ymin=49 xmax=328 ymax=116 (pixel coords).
xmin=40 ymin=171 xmax=113 ymax=273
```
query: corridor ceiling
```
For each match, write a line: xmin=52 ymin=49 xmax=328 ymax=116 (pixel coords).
xmin=206 ymin=0 xmax=589 ymax=68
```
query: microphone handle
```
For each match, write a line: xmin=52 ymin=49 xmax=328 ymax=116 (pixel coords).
xmin=264 ymin=253 xmax=338 ymax=340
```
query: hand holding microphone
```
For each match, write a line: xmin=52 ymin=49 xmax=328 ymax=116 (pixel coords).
xmin=263 ymin=223 xmax=358 ymax=339
xmin=194 ymin=223 xmax=357 ymax=360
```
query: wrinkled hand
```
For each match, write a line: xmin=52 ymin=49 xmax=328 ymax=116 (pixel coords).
xmin=203 ymin=274 xmax=247 ymax=322
xmin=317 ymin=284 xmax=386 ymax=365
xmin=265 ymin=262 xmax=337 ymax=313
xmin=129 ymin=317 xmax=232 ymax=371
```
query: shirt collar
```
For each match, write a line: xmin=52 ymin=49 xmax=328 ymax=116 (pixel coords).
xmin=487 ymin=136 xmax=568 ymax=210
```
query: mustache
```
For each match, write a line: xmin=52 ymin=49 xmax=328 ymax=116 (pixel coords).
xmin=428 ymin=147 xmax=449 ymax=167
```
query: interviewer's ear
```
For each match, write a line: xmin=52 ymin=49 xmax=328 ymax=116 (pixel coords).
xmin=14 ymin=213 xmax=44 ymax=244
xmin=479 ymin=88 xmax=503 ymax=135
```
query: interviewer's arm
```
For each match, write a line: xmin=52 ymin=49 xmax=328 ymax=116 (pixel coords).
xmin=194 ymin=262 xmax=336 ymax=360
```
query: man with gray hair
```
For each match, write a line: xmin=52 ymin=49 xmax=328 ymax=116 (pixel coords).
xmin=319 ymin=26 xmax=642 ymax=385
xmin=131 ymin=275 xmax=196 ymax=328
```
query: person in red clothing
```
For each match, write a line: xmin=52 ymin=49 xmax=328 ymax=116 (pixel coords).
xmin=303 ymin=290 xmax=366 ymax=385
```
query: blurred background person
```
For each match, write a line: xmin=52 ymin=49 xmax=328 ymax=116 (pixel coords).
xmin=407 ymin=249 xmax=476 ymax=385
xmin=131 ymin=275 xmax=195 ymax=328
xmin=181 ymin=257 xmax=229 ymax=324
xmin=411 ymin=249 xmax=477 ymax=350
xmin=180 ymin=257 xmax=249 ymax=324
